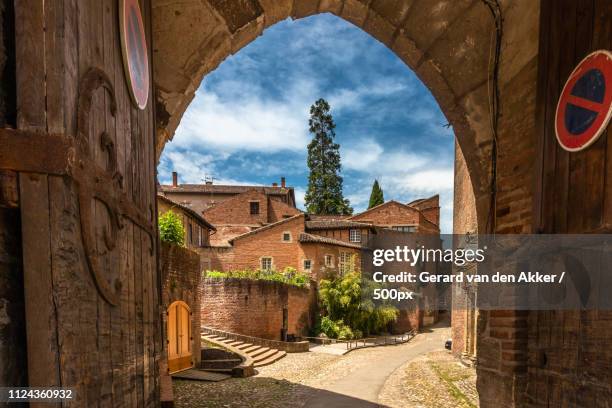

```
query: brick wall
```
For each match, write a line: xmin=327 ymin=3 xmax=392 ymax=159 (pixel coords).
xmin=203 ymin=190 xmax=271 ymax=226
xmin=452 ymin=140 xmax=479 ymax=356
xmin=200 ymin=278 xmax=315 ymax=340
xmin=161 ymin=242 xmax=202 ymax=366
xmin=268 ymin=197 xmax=302 ymax=222
xmin=350 ymin=201 xmax=439 ymax=233
xmin=308 ymin=227 xmax=373 ymax=247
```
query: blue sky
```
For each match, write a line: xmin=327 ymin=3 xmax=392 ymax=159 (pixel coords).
xmin=157 ymin=14 xmax=455 ymax=232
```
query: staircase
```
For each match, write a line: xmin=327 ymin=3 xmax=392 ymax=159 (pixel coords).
xmin=201 ymin=334 xmax=287 ymax=370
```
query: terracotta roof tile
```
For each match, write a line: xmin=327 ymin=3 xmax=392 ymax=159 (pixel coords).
xmin=298 ymin=233 xmax=364 ymax=249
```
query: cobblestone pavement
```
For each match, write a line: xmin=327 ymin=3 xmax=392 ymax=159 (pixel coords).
xmin=173 ymin=322 xmax=478 ymax=407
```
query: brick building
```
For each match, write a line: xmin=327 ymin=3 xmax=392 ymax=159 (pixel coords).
xmin=202 ymin=213 xmax=368 ymax=281
xmin=349 ymin=197 xmax=440 ymax=234
xmin=157 ymin=194 xmax=216 ymax=250
xmin=160 ymin=172 xmax=296 ymax=215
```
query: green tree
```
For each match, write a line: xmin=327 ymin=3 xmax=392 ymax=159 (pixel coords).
xmin=158 ymin=210 xmax=185 ymax=246
xmin=304 ymin=99 xmax=353 ymax=215
xmin=368 ymin=179 xmax=385 ymax=209
xmin=318 ymin=272 xmax=398 ymax=338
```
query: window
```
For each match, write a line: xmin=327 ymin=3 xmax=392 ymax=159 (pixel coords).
xmin=282 ymin=232 xmax=292 ymax=242
xmin=339 ymin=252 xmax=354 ymax=275
xmin=324 ymin=255 xmax=333 ymax=267
xmin=250 ymin=201 xmax=260 ymax=215
xmin=188 ymin=223 xmax=193 ymax=244
xmin=198 ymin=227 xmax=202 ymax=247
xmin=391 ymin=225 xmax=417 ymax=233
xmin=261 ymin=257 xmax=273 ymax=271
xmin=349 ymin=229 xmax=361 ymax=243
xmin=303 ymin=259 xmax=312 ymax=271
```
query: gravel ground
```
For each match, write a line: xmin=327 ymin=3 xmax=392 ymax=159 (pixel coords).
xmin=173 ymin=341 xmax=478 ymax=407
xmin=378 ymin=351 xmax=478 ymax=408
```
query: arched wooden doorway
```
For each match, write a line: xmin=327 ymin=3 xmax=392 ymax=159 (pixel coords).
xmin=167 ymin=301 xmax=193 ymax=373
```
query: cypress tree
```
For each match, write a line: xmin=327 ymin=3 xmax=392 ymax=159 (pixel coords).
xmin=368 ymin=179 xmax=385 ymax=209
xmin=304 ymin=99 xmax=353 ymax=215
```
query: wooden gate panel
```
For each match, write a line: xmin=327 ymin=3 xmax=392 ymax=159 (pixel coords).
xmin=536 ymin=0 xmax=612 ymax=234
xmin=14 ymin=0 xmax=160 ymax=406
xmin=532 ymin=0 xmax=612 ymax=405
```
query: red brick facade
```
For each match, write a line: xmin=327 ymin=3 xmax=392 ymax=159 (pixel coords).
xmin=200 ymin=278 xmax=315 ymax=340
xmin=200 ymin=214 xmax=363 ymax=279
xmin=349 ymin=200 xmax=440 ymax=234
xmin=202 ymin=189 xmax=300 ymax=226
xmin=159 ymin=174 xmax=296 ymax=215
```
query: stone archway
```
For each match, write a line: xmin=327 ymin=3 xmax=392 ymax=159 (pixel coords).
xmin=151 ymin=1 xmax=542 ymax=406
xmin=152 ymin=0 xmax=541 ymax=235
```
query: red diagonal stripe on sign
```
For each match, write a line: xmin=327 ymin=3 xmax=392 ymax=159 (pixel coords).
xmin=567 ymin=94 xmax=604 ymax=113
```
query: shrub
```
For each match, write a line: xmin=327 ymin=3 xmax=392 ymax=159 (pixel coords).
xmin=203 ymin=268 xmax=310 ymax=288
xmin=318 ymin=272 xmax=398 ymax=339
xmin=158 ymin=210 xmax=185 ymax=246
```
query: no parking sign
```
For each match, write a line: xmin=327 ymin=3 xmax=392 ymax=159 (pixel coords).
xmin=120 ymin=0 xmax=150 ymax=110
xmin=555 ymin=50 xmax=612 ymax=152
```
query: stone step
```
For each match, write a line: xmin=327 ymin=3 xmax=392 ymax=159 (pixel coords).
xmin=253 ymin=350 xmax=287 ymax=368
xmin=227 ymin=341 xmax=244 ymax=347
xmin=241 ymin=344 xmax=263 ymax=354
xmin=236 ymin=342 xmax=255 ymax=350
xmin=203 ymin=335 xmax=226 ymax=342
xmin=199 ymin=367 xmax=234 ymax=374
xmin=251 ymin=348 xmax=280 ymax=363
xmin=246 ymin=347 xmax=270 ymax=358
xmin=200 ymin=358 xmax=243 ymax=370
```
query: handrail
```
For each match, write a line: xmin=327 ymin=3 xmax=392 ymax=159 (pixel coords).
xmin=344 ymin=330 xmax=416 ymax=351
xmin=201 ymin=326 xmax=309 ymax=352
xmin=297 ymin=330 xmax=417 ymax=351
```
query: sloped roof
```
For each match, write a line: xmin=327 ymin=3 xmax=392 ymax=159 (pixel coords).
xmin=348 ymin=200 xmax=419 ymax=219
xmin=160 ymin=184 xmax=293 ymax=196
xmin=305 ymin=219 xmax=375 ymax=230
xmin=228 ymin=213 xmax=305 ymax=244
xmin=308 ymin=214 xmax=351 ymax=220
xmin=157 ymin=194 xmax=216 ymax=231
xmin=298 ymin=233 xmax=364 ymax=249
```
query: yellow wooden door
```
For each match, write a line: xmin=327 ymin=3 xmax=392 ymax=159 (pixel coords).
xmin=167 ymin=301 xmax=192 ymax=373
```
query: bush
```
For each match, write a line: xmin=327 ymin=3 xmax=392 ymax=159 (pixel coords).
xmin=203 ymin=268 xmax=310 ymax=288
xmin=318 ymin=272 xmax=398 ymax=339
xmin=319 ymin=316 xmax=354 ymax=340
xmin=159 ymin=210 xmax=185 ymax=246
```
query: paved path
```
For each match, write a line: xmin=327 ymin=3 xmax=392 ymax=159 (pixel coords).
xmin=304 ymin=322 xmax=451 ymax=408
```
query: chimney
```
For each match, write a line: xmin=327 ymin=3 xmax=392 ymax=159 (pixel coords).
xmin=272 ymin=182 xmax=278 ymax=187
xmin=281 ymin=177 xmax=286 ymax=188
xmin=172 ymin=171 xmax=178 ymax=187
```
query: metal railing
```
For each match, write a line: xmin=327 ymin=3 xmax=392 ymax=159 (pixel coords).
xmin=344 ymin=330 xmax=416 ymax=350
xmin=298 ymin=330 xmax=416 ymax=351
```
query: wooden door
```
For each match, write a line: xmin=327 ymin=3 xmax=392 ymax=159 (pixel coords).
xmin=6 ymin=0 xmax=161 ymax=406
xmin=167 ymin=301 xmax=193 ymax=373
xmin=531 ymin=0 xmax=612 ymax=405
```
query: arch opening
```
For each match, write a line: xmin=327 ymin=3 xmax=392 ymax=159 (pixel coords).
xmin=152 ymin=1 xmax=503 ymax=233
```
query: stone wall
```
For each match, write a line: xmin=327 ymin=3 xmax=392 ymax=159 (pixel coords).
xmin=200 ymin=278 xmax=315 ymax=340
xmin=161 ymin=242 xmax=202 ymax=367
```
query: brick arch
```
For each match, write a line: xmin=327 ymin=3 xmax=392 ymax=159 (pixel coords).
xmin=152 ymin=0 xmax=516 ymax=233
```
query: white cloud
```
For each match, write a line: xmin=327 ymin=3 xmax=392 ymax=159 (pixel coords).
xmin=294 ymin=187 xmax=306 ymax=210
xmin=343 ymin=138 xmax=429 ymax=173
xmin=172 ymin=87 xmax=312 ymax=154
